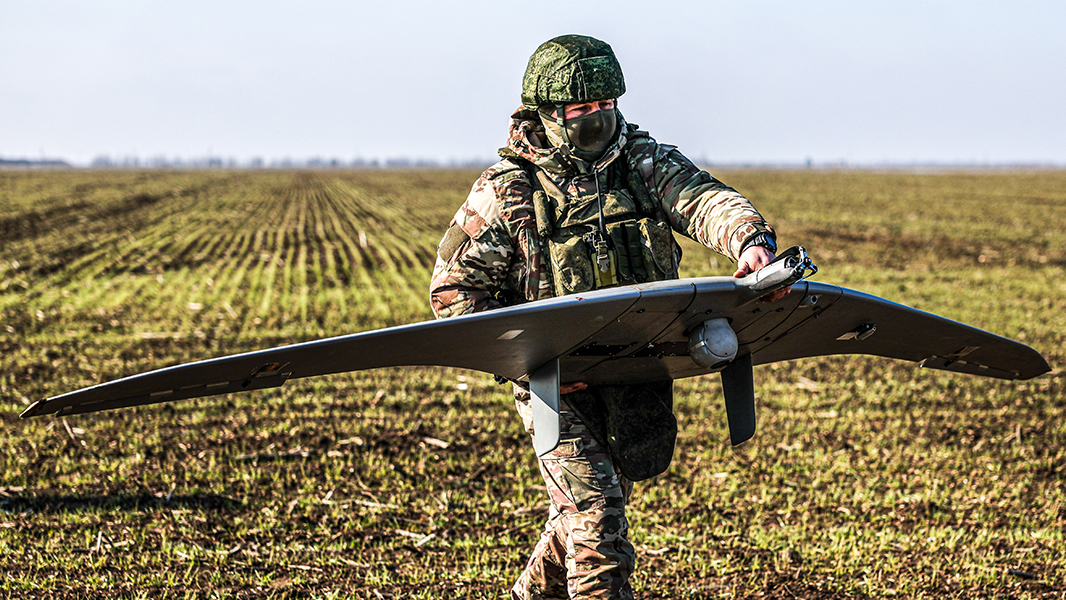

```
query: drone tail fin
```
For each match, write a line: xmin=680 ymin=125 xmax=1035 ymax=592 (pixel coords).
xmin=530 ymin=359 xmax=562 ymax=456
xmin=720 ymin=352 xmax=756 ymax=446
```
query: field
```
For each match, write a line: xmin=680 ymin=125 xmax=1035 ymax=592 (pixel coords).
xmin=1 ymin=168 xmax=1064 ymax=599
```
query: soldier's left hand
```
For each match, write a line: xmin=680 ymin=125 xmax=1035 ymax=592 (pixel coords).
xmin=734 ymin=246 xmax=791 ymax=302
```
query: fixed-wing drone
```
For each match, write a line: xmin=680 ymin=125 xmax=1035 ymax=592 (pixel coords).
xmin=21 ymin=247 xmax=1051 ymax=455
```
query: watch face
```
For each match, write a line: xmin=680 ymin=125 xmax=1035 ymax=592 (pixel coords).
xmin=743 ymin=234 xmax=776 ymax=256
xmin=753 ymin=234 xmax=776 ymax=254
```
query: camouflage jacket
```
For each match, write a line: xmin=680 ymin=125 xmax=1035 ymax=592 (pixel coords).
xmin=430 ymin=108 xmax=775 ymax=318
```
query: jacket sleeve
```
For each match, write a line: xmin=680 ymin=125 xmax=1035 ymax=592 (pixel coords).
xmin=429 ymin=173 xmax=514 ymax=319
xmin=630 ymin=134 xmax=775 ymax=261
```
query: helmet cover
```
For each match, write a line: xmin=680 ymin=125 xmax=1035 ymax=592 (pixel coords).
xmin=521 ymin=35 xmax=626 ymax=109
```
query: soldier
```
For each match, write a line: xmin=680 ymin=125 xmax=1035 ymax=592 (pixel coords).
xmin=430 ymin=35 xmax=783 ymax=599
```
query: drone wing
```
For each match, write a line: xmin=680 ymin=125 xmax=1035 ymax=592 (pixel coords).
xmin=22 ymin=251 xmax=1050 ymax=454
xmin=751 ymin=283 xmax=1050 ymax=380
xmin=20 ymin=287 xmax=643 ymax=418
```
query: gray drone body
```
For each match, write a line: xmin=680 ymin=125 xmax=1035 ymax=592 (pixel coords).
xmin=21 ymin=248 xmax=1051 ymax=456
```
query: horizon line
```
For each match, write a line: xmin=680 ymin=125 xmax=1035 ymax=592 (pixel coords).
xmin=3 ymin=157 xmax=1066 ymax=171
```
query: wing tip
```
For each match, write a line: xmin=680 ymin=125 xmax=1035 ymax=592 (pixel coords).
xmin=919 ymin=354 xmax=1052 ymax=381
xmin=20 ymin=400 xmax=53 ymax=419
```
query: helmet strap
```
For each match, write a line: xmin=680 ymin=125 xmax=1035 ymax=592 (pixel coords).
xmin=538 ymin=105 xmax=568 ymax=150
xmin=555 ymin=104 xmax=573 ymax=148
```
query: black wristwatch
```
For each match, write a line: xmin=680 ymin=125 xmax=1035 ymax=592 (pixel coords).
xmin=740 ymin=232 xmax=778 ymax=255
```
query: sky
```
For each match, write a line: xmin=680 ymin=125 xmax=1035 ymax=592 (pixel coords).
xmin=3 ymin=0 xmax=1065 ymax=166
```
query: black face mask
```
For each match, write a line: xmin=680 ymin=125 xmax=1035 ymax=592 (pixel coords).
xmin=564 ymin=109 xmax=618 ymax=158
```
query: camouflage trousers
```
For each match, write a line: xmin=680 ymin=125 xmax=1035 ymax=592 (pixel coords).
xmin=511 ymin=386 xmax=636 ymax=600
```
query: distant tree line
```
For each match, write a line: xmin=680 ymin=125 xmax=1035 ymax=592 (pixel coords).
xmin=0 ymin=158 xmax=73 ymax=169
xmin=85 ymin=155 xmax=493 ymax=169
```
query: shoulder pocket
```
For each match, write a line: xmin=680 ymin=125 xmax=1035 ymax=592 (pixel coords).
xmin=437 ymin=223 xmax=471 ymax=263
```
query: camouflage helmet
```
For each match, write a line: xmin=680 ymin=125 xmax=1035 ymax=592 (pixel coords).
xmin=521 ymin=35 xmax=626 ymax=109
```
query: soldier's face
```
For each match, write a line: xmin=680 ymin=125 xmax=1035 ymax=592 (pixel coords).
xmin=540 ymin=98 xmax=619 ymax=159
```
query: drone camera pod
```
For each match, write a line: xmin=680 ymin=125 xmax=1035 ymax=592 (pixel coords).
xmin=688 ymin=318 xmax=738 ymax=370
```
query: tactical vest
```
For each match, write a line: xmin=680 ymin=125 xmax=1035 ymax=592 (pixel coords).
xmin=500 ymin=155 xmax=681 ymax=481
xmin=511 ymin=155 xmax=681 ymax=298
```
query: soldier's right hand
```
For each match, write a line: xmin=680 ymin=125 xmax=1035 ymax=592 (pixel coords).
xmin=560 ymin=382 xmax=588 ymax=395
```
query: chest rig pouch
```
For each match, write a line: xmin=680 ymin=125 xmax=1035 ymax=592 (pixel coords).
xmin=522 ymin=158 xmax=681 ymax=481
xmin=529 ymin=160 xmax=680 ymax=297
